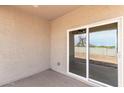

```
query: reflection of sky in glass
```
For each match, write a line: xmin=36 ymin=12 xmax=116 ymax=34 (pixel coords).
xmin=90 ymin=30 xmax=117 ymax=46
xmin=74 ymin=29 xmax=117 ymax=46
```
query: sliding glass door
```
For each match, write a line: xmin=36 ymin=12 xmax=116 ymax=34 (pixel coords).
xmin=89 ymin=23 xmax=118 ymax=86
xmin=68 ymin=17 xmax=123 ymax=87
xmin=69 ymin=29 xmax=87 ymax=77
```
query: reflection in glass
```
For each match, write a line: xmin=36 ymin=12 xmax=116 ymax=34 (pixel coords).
xmin=89 ymin=23 xmax=118 ymax=86
xmin=69 ymin=29 xmax=86 ymax=77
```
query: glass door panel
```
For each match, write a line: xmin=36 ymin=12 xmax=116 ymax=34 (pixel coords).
xmin=89 ymin=23 xmax=118 ymax=86
xmin=69 ymin=29 xmax=87 ymax=77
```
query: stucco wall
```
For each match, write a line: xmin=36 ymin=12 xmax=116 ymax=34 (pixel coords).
xmin=51 ymin=6 xmax=124 ymax=74
xmin=0 ymin=6 xmax=50 ymax=85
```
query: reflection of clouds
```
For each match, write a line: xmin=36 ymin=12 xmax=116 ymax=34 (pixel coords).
xmin=90 ymin=30 xmax=117 ymax=46
xmin=74 ymin=30 xmax=117 ymax=46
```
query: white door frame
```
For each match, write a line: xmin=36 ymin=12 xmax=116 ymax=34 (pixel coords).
xmin=67 ymin=16 xmax=124 ymax=87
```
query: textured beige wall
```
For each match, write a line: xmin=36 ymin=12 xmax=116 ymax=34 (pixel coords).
xmin=51 ymin=6 xmax=124 ymax=74
xmin=0 ymin=6 xmax=50 ymax=85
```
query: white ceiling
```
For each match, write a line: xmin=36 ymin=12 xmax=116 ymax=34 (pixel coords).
xmin=14 ymin=5 xmax=80 ymax=20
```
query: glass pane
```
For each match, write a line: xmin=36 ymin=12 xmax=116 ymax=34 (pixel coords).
xmin=69 ymin=29 xmax=87 ymax=77
xmin=89 ymin=23 xmax=118 ymax=86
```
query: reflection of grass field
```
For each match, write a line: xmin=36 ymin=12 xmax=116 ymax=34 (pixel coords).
xmin=75 ymin=45 xmax=115 ymax=49
xmin=75 ymin=52 xmax=117 ymax=64
xmin=90 ymin=46 xmax=115 ymax=48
